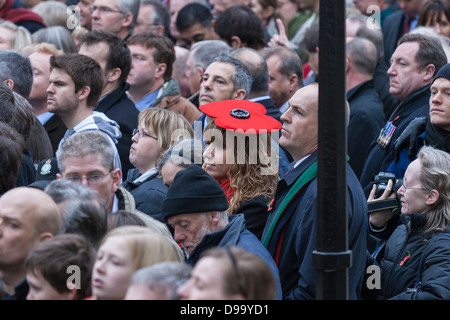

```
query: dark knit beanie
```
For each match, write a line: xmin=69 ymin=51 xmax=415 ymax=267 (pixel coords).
xmin=162 ymin=165 xmax=229 ymax=221
xmin=433 ymin=63 xmax=450 ymax=84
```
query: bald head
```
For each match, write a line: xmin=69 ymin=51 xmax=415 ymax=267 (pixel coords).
xmin=0 ymin=187 xmax=61 ymax=289
xmin=230 ymin=47 xmax=269 ymax=97
xmin=0 ymin=187 xmax=61 ymax=236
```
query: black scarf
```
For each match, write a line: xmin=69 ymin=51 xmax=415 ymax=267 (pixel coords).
xmin=425 ymin=121 xmax=450 ymax=152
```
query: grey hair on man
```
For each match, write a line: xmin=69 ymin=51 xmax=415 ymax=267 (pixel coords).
xmin=45 ymin=179 xmax=109 ymax=249
xmin=189 ymin=40 xmax=232 ymax=71
xmin=0 ymin=50 xmax=33 ymax=99
xmin=209 ymin=55 xmax=252 ymax=99
xmin=118 ymin=0 xmax=141 ymax=33
xmin=126 ymin=261 xmax=192 ymax=300
xmin=56 ymin=130 xmax=116 ymax=173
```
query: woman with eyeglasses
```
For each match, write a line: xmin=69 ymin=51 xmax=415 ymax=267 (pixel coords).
xmin=122 ymin=108 xmax=194 ymax=222
xmin=365 ymin=146 xmax=450 ymax=300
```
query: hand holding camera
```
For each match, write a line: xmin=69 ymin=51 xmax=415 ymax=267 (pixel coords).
xmin=367 ymin=172 xmax=401 ymax=229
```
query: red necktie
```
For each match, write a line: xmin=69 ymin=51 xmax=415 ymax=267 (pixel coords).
xmin=403 ymin=15 xmax=412 ymax=34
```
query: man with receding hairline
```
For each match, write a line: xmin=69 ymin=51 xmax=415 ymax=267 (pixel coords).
xmin=261 ymin=84 xmax=367 ymax=299
xmin=0 ymin=187 xmax=62 ymax=300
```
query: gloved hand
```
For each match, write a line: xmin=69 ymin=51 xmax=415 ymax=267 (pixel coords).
xmin=392 ymin=117 xmax=427 ymax=161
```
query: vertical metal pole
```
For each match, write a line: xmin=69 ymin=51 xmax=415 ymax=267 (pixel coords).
xmin=313 ymin=0 xmax=352 ymax=300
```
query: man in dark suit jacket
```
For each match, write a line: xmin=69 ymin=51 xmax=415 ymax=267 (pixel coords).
xmin=230 ymin=47 xmax=293 ymax=171
xmin=382 ymin=0 xmax=427 ymax=65
xmin=79 ymin=30 xmax=139 ymax=178
xmin=231 ymin=47 xmax=282 ymax=122
xmin=346 ymin=36 xmax=386 ymax=179
xmin=360 ymin=33 xmax=448 ymax=196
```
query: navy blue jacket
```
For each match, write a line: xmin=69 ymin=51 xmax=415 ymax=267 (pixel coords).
xmin=122 ymin=168 xmax=168 ymax=222
xmin=347 ymin=80 xmax=386 ymax=179
xmin=359 ymin=85 xmax=431 ymax=196
xmin=186 ymin=214 xmax=283 ymax=300
xmin=96 ymin=83 xmax=139 ymax=178
xmin=262 ymin=150 xmax=368 ymax=299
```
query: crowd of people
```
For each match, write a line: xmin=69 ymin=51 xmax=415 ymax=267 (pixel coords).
xmin=0 ymin=0 xmax=450 ymax=301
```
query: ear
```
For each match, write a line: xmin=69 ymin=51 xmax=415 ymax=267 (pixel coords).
xmin=230 ymin=36 xmax=242 ymax=50
xmin=121 ymin=12 xmax=133 ymax=28
xmin=232 ymin=88 xmax=247 ymax=100
xmin=106 ymin=67 xmax=121 ymax=84
xmin=155 ymin=63 xmax=167 ymax=80
xmin=38 ymin=232 xmax=54 ymax=242
xmin=424 ymin=64 xmax=436 ymax=82
xmin=77 ymin=86 xmax=91 ymax=101
xmin=208 ymin=211 xmax=221 ymax=225
xmin=3 ymin=79 xmax=14 ymax=91
xmin=426 ymin=189 xmax=440 ymax=206
xmin=56 ymin=173 xmax=62 ymax=180
xmin=288 ymin=73 xmax=298 ymax=91
xmin=345 ymin=56 xmax=350 ymax=73
xmin=110 ymin=168 xmax=122 ymax=193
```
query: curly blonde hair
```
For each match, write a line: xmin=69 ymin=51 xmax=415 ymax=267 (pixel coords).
xmin=203 ymin=122 xmax=279 ymax=215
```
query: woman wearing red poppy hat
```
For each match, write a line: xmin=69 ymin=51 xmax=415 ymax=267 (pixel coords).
xmin=200 ymin=100 xmax=281 ymax=239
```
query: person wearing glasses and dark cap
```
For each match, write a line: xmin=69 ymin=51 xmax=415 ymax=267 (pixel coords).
xmin=90 ymin=0 xmax=140 ymax=40
xmin=122 ymin=108 xmax=194 ymax=222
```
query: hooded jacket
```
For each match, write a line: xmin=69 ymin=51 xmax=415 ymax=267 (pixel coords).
xmin=61 ymin=111 xmax=123 ymax=171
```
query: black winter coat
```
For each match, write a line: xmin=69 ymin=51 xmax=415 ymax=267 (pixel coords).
xmin=96 ymin=83 xmax=139 ymax=178
xmin=359 ymin=85 xmax=431 ymax=196
xmin=372 ymin=213 xmax=450 ymax=299
xmin=122 ymin=168 xmax=168 ymax=223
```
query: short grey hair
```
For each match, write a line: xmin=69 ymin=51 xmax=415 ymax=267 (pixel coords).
xmin=209 ymin=55 xmax=252 ymax=98
xmin=130 ymin=261 xmax=192 ymax=299
xmin=157 ymin=138 xmax=206 ymax=173
xmin=45 ymin=179 xmax=109 ymax=249
xmin=117 ymin=0 xmax=141 ymax=33
xmin=190 ymin=40 xmax=232 ymax=71
xmin=56 ymin=131 xmax=116 ymax=173
xmin=0 ymin=50 xmax=33 ymax=99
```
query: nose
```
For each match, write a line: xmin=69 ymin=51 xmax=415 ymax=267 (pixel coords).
xmin=46 ymin=83 xmax=54 ymax=94
xmin=91 ymin=7 xmax=100 ymax=19
xmin=431 ymin=90 xmax=442 ymax=104
xmin=80 ymin=176 xmax=90 ymax=186
xmin=280 ymin=106 xmax=291 ymax=123
xmin=173 ymin=227 xmax=186 ymax=243
xmin=203 ymin=144 xmax=213 ymax=159
xmin=202 ymin=77 xmax=212 ymax=91
xmin=94 ymin=259 xmax=106 ymax=275
xmin=386 ymin=63 xmax=395 ymax=76
xmin=176 ymin=278 xmax=193 ymax=299
xmin=26 ymin=291 xmax=35 ymax=300
xmin=433 ymin=24 xmax=442 ymax=36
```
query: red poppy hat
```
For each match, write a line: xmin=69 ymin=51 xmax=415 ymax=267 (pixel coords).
xmin=199 ymin=100 xmax=281 ymax=133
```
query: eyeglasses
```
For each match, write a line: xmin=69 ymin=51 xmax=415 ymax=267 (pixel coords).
xmin=89 ymin=5 xmax=124 ymax=15
xmin=132 ymin=128 xmax=158 ymax=140
xmin=401 ymin=179 xmax=424 ymax=191
xmin=65 ymin=170 xmax=113 ymax=185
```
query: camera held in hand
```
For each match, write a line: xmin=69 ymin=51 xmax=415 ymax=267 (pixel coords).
xmin=372 ymin=172 xmax=402 ymax=198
